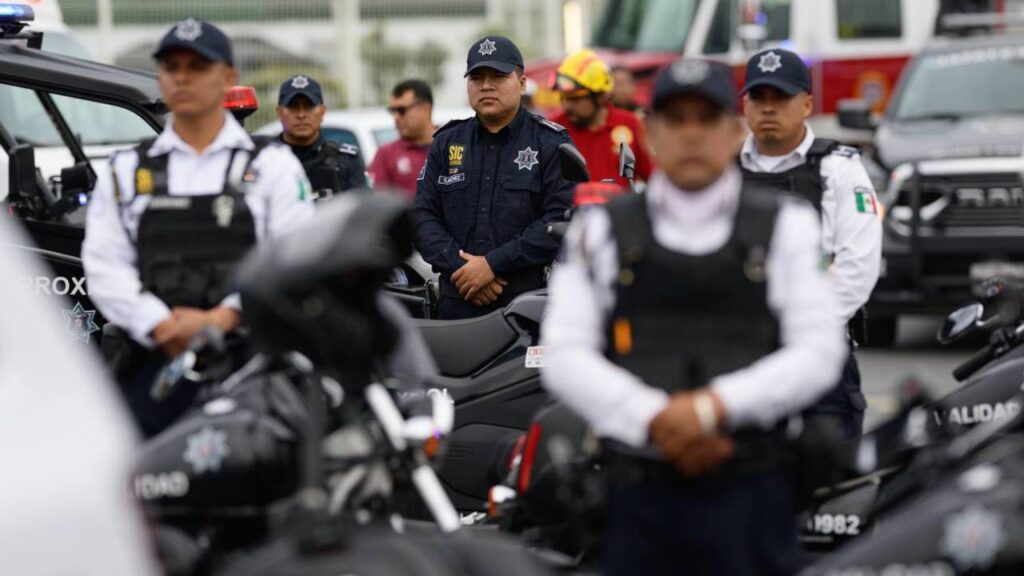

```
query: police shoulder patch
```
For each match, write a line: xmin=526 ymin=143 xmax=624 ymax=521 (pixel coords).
xmin=532 ymin=114 xmax=566 ymax=133
xmin=324 ymin=140 xmax=360 ymax=156
xmin=832 ymin=145 xmax=860 ymax=158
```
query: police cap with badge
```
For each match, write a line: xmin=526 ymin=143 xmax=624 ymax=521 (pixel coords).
xmin=741 ymin=48 xmax=812 ymax=97
xmin=279 ymin=74 xmax=324 ymax=108
xmin=153 ymin=17 xmax=234 ymax=65
xmin=650 ymin=58 xmax=737 ymax=112
xmin=465 ymin=35 xmax=525 ymax=76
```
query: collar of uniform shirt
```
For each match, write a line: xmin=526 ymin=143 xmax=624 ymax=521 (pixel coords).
xmin=149 ymin=111 xmax=254 ymax=157
xmin=740 ymin=122 xmax=815 ymax=173
xmin=647 ymin=166 xmax=740 ymax=229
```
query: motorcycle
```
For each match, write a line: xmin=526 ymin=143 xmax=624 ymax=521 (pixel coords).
xmin=486 ymin=280 xmax=1024 ymax=562
xmin=132 ymin=194 xmax=559 ymax=575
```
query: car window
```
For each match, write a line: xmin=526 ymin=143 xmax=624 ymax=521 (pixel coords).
xmin=892 ymin=46 xmax=1024 ymax=120
xmin=703 ymin=0 xmax=732 ymax=54
xmin=321 ymin=127 xmax=359 ymax=148
xmin=0 ymin=85 xmax=63 ymax=146
xmin=761 ymin=0 xmax=792 ymax=42
xmin=53 ymin=95 xmax=156 ymax=146
xmin=0 ymin=84 xmax=155 ymax=147
xmin=836 ymin=0 xmax=902 ymax=40
xmin=373 ymin=128 xmax=398 ymax=147
xmin=594 ymin=0 xmax=701 ymax=52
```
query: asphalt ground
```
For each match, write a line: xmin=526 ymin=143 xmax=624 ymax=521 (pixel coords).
xmin=859 ymin=315 xmax=981 ymax=430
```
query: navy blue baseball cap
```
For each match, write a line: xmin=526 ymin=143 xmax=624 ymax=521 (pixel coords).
xmin=153 ymin=18 xmax=234 ymax=66
xmin=741 ymin=49 xmax=812 ymax=95
xmin=279 ymin=75 xmax=324 ymax=106
xmin=465 ymin=36 xmax=524 ymax=76
xmin=651 ymin=58 xmax=736 ymax=111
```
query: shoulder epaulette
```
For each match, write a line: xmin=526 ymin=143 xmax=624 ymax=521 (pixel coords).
xmin=833 ymin=144 xmax=860 ymax=158
xmin=532 ymin=114 xmax=566 ymax=133
xmin=324 ymin=139 xmax=360 ymax=156
xmin=434 ymin=117 xmax=470 ymax=136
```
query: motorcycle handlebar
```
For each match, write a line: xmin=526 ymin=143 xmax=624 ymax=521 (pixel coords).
xmin=952 ymin=344 xmax=996 ymax=382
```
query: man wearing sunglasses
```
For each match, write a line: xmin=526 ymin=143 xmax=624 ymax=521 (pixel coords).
xmin=551 ymin=49 xmax=654 ymax=186
xmin=277 ymin=74 xmax=367 ymax=198
xmin=369 ymin=79 xmax=436 ymax=201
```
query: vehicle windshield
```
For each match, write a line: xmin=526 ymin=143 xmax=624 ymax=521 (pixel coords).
xmin=373 ymin=128 xmax=398 ymax=147
xmin=593 ymin=0 xmax=702 ymax=52
xmin=892 ymin=46 xmax=1024 ymax=121
xmin=0 ymin=84 xmax=156 ymax=147
xmin=40 ymin=31 xmax=92 ymax=59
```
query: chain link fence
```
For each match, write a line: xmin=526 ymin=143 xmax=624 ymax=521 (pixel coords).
xmin=61 ymin=0 xmax=600 ymax=128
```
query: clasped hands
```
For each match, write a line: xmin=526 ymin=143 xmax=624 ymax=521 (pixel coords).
xmin=151 ymin=306 xmax=241 ymax=357
xmin=648 ymin=390 xmax=735 ymax=477
xmin=451 ymin=249 xmax=507 ymax=307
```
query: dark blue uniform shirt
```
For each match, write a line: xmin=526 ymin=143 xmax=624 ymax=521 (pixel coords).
xmin=412 ymin=107 xmax=574 ymax=305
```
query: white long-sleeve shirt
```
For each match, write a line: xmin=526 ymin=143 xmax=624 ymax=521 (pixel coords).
xmin=741 ymin=125 xmax=882 ymax=322
xmin=541 ymin=167 xmax=846 ymax=448
xmin=82 ymin=112 xmax=314 ymax=347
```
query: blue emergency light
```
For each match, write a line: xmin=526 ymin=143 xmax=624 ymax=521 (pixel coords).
xmin=0 ymin=4 xmax=34 ymax=22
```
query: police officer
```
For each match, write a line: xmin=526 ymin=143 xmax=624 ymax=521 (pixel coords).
xmin=740 ymin=48 xmax=882 ymax=439
xmin=82 ymin=18 xmax=314 ymax=437
xmin=541 ymin=59 xmax=846 ymax=575
xmin=277 ymin=74 xmax=367 ymax=198
xmin=412 ymin=36 xmax=574 ymax=320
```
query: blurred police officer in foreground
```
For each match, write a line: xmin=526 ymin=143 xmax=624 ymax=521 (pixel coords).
xmin=82 ymin=18 xmax=314 ymax=437
xmin=541 ymin=58 xmax=846 ymax=575
xmin=277 ymin=74 xmax=367 ymax=198
xmin=369 ymin=79 xmax=436 ymax=201
xmin=740 ymin=48 xmax=882 ymax=438
xmin=412 ymin=36 xmax=574 ymax=320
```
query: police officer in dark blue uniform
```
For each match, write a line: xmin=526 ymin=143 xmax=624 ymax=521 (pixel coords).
xmin=277 ymin=74 xmax=367 ymax=198
xmin=412 ymin=36 xmax=574 ymax=319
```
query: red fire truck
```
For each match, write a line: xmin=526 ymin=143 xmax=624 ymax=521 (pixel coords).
xmin=528 ymin=0 xmax=1006 ymax=139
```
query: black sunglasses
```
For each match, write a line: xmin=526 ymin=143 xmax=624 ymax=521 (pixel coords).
xmin=387 ymin=101 xmax=424 ymax=116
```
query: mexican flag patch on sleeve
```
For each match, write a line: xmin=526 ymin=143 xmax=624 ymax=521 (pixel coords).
xmin=854 ymin=187 xmax=879 ymax=215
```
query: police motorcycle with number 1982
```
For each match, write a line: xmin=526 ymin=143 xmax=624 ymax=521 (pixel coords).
xmin=484 ymin=277 xmax=1024 ymax=562
xmin=131 ymin=195 xmax=557 ymax=576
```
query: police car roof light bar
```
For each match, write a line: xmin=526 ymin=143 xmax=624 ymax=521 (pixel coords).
xmin=0 ymin=3 xmax=34 ymax=36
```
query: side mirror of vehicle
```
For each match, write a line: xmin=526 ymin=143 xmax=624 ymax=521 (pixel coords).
xmin=737 ymin=23 xmax=768 ymax=51
xmin=838 ymin=99 xmax=876 ymax=131
xmin=558 ymin=143 xmax=590 ymax=183
xmin=618 ymin=142 xmax=636 ymax=181
xmin=224 ymin=86 xmax=259 ymax=125
xmin=937 ymin=303 xmax=984 ymax=344
xmin=8 ymin=143 xmax=38 ymax=200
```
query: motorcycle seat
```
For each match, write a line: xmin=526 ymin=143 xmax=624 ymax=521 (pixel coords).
xmin=413 ymin=310 xmax=518 ymax=377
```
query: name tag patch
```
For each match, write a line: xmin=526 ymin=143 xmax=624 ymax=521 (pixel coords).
xmin=438 ymin=173 xmax=466 ymax=186
xmin=148 ymin=197 xmax=192 ymax=210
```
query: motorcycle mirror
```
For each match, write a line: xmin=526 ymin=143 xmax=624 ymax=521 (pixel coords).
xmin=937 ymin=303 xmax=984 ymax=344
xmin=618 ymin=142 xmax=636 ymax=181
xmin=558 ymin=143 xmax=590 ymax=183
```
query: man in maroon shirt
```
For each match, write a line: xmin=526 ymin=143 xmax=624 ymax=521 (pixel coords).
xmin=369 ymin=79 xmax=437 ymax=201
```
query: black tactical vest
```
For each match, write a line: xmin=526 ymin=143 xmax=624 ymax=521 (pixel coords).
xmin=740 ymin=138 xmax=838 ymax=214
xmin=132 ymin=140 xmax=262 ymax=309
xmin=604 ymin=189 xmax=781 ymax=395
